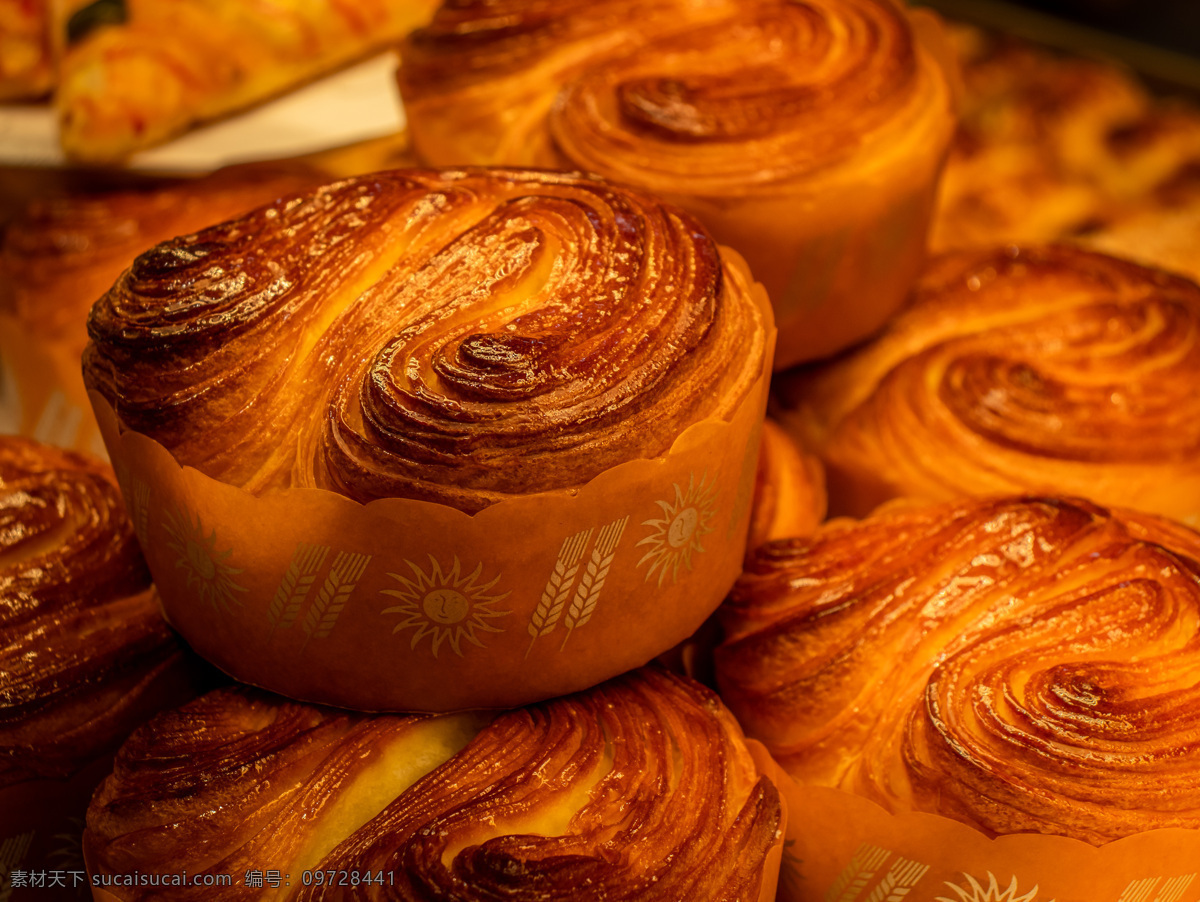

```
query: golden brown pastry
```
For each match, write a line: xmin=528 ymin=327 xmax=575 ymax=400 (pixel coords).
xmin=83 ymin=168 xmax=769 ymax=513
xmin=746 ymin=418 xmax=826 ymax=557
xmin=932 ymin=23 xmax=1200 ymax=254
xmin=86 ymin=667 xmax=783 ymax=901
xmin=55 ymin=0 xmax=441 ymax=164
xmin=717 ymin=494 xmax=1200 ymax=844
xmin=400 ymin=0 xmax=958 ymax=367
xmin=773 ymin=245 xmax=1200 ymax=527
xmin=0 ymin=0 xmax=52 ymax=99
xmin=1 ymin=164 xmax=321 ymax=356
xmin=0 ymin=436 xmax=199 ymax=786
xmin=0 ymin=436 xmax=205 ymax=895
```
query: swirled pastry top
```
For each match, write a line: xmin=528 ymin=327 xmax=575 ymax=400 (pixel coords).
xmin=86 ymin=668 xmax=782 ymax=901
xmin=0 ymin=436 xmax=192 ymax=787
xmin=83 ymin=168 xmax=769 ymax=512
xmin=773 ymin=245 xmax=1200 ymax=525
xmin=717 ymin=494 xmax=1200 ymax=845
xmin=402 ymin=0 xmax=956 ymax=197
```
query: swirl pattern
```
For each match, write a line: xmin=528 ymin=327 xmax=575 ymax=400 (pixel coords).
xmin=0 ymin=437 xmax=194 ymax=787
xmin=86 ymin=668 xmax=782 ymax=901
xmin=774 ymin=245 xmax=1200 ymax=526
xmin=550 ymin=0 xmax=939 ymax=194
xmin=716 ymin=495 xmax=1200 ymax=844
xmin=83 ymin=169 xmax=767 ymax=511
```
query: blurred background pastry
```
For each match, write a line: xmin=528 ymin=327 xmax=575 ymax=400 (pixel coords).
xmin=717 ymin=493 xmax=1200 ymax=843
xmin=0 ymin=162 xmax=322 ymax=456
xmin=0 ymin=436 xmax=208 ymax=899
xmin=54 ymin=0 xmax=440 ymax=164
xmin=399 ymin=0 xmax=959 ymax=367
xmin=773 ymin=244 xmax=1200 ymax=527
xmin=86 ymin=667 xmax=783 ymax=901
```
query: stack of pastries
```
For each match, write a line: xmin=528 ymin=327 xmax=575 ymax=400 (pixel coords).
xmin=6 ymin=0 xmax=1200 ymax=898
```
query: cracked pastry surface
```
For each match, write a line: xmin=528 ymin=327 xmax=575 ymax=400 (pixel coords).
xmin=717 ymin=494 xmax=1200 ymax=845
xmin=83 ymin=168 xmax=768 ymax=513
xmin=85 ymin=667 xmax=782 ymax=901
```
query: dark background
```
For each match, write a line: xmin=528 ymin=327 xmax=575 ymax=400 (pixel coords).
xmin=1010 ymin=0 xmax=1200 ymax=59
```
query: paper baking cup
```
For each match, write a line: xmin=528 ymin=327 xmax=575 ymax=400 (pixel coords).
xmin=88 ymin=339 xmax=772 ymax=712
xmin=774 ymin=773 xmax=1200 ymax=902
xmin=0 ymin=315 xmax=105 ymax=459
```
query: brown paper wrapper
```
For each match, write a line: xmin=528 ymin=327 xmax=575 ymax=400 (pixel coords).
xmin=1 ymin=758 xmax=110 ymax=902
xmin=88 ymin=282 xmax=774 ymax=713
xmin=774 ymin=772 xmax=1200 ymax=902
xmin=0 ymin=314 xmax=105 ymax=459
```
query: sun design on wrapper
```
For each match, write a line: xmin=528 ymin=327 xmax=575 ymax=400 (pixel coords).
xmin=636 ymin=472 xmax=717 ymax=587
xmin=938 ymin=873 xmax=1050 ymax=902
xmin=163 ymin=507 xmax=247 ymax=614
xmin=381 ymin=556 xmax=510 ymax=658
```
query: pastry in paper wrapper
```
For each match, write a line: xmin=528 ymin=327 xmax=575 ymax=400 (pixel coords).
xmin=773 ymin=245 xmax=1200 ymax=527
xmin=83 ymin=168 xmax=774 ymax=712
xmin=84 ymin=668 xmax=786 ymax=902
xmin=0 ymin=437 xmax=204 ymax=901
xmin=398 ymin=0 xmax=958 ymax=367
xmin=0 ymin=165 xmax=322 ymax=458
xmin=716 ymin=494 xmax=1200 ymax=902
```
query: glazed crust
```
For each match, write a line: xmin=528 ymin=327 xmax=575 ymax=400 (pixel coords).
xmin=83 ymin=168 xmax=768 ymax=513
xmin=773 ymin=244 xmax=1200 ymax=527
xmin=717 ymin=494 xmax=1200 ymax=845
xmin=0 ymin=437 xmax=191 ymax=787
xmin=86 ymin=668 xmax=781 ymax=901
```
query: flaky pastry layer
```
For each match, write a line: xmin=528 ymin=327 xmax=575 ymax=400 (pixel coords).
xmin=0 ymin=436 xmax=192 ymax=787
xmin=86 ymin=668 xmax=781 ymax=901
xmin=717 ymin=494 xmax=1200 ymax=845
xmin=774 ymin=244 xmax=1200 ymax=527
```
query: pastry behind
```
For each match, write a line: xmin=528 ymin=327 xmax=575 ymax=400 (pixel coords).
xmin=773 ymin=244 xmax=1200 ymax=528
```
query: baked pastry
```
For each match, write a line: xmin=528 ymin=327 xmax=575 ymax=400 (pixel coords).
xmin=746 ymin=418 xmax=825 ymax=557
xmin=773 ymin=244 xmax=1200 ymax=527
xmin=55 ymin=0 xmax=440 ymax=164
xmin=84 ymin=168 xmax=768 ymax=511
xmin=0 ymin=163 xmax=322 ymax=458
xmin=0 ymin=436 xmax=204 ymax=886
xmin=399 ymin=0 xmax=958 ymax=366
xmin=932 ymin=22 xmax=1200 ymax=254
xmin=0 ymin=0 xmax=52 ymax=99
xmin=81 ymin=167 xmax=771 ymax=712
xmin=86 ymin=667 xmax=783 ymax=901
xmin=1 ymin=163 xmax=321 ymax=355
xmin=716 ymin=494 xmax=1200 ymax=844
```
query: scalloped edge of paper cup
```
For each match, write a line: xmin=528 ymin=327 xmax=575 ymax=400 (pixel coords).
xmin=773 ymin=772 xmax=1200 ymax=902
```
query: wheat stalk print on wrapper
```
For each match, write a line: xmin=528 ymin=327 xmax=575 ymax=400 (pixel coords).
xmin=82 ymin=169 xmax=775 ymax=712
